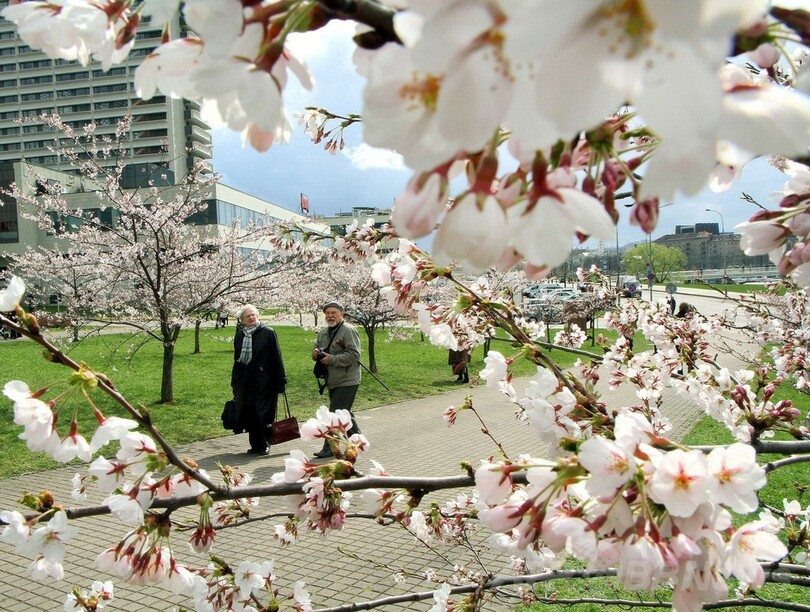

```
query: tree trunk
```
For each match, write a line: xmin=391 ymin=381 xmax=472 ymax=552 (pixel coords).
xmin=160 ymin=340 xmax=175 ymax=403
xmin=365 ymin=327 xmax=377 ymax=373
xmin=72 ymin=322 xmax=80 ymax=343
xmin=193 ymin=319 xmax=201 ymax=354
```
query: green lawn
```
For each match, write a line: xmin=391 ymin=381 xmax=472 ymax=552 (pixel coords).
xmin=0 ymin=324 xmax=588 ymax=477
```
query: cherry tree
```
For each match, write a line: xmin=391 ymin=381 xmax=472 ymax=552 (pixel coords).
xmin=3 ymin=114 xmax=310 ymax=403
xmin=5 ymin=245 xmax=107 ymax=343
xmin=1 ymin=2 xmax=810 ymax=612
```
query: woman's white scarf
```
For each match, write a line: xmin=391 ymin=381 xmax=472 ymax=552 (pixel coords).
xmin=238 ymin=323 xmax=262 ymax=364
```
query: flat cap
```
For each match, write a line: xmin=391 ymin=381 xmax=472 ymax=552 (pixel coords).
xmin=322 ymin=301 xmax=344 ymax=312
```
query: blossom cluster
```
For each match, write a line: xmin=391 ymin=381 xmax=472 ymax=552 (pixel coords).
xmin=473 ymin=433 xmax=786 ymax=611
xmin=5 ymin=1 xmax=810 ymax=282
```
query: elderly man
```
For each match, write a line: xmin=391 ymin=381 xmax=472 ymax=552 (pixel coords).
xmin=311 ymin=301 xmax=362 ymax=458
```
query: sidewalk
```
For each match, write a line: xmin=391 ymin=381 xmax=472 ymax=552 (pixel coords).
xmin=0 ymin=338 xmax=752 ymax=611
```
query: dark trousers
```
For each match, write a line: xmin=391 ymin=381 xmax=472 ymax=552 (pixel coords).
xmin=328 ymin=385 xmax=360 ymax=435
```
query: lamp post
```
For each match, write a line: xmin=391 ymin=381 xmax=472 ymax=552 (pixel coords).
xmin=705 ymin=208 xmax=726 ymax=277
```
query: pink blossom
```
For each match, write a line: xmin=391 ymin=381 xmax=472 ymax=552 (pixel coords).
xmin=479 ymin=351 xmax=508 ymax=388
xmin=706 ymin=443 xmax=766 ymax=513
xmin=648 ymin=449 xmax=710 ymax=517
xmin=0 ymin=510 xmax=30 ymax=548
xmin=578 ymin=437 xmax=637 ymax=497
xmin=474 ymin=460 xmax=513 ymax=505
xmin=433 ymin=193 xmax=509 ymax=273
xmin=52 ymin=423 xmax=92 ymax=463
xmin=89 ymin=416 xmax=140 ymax=453
xmin=391 ymin=172 xmax=449 ymax=239
xmin=87 ymin=456 xmax=127 ymax=493
xmin=723 ymin=521 xmax=788 ymax=586
xmin=618 ymin=534 xmax=665 ymax=591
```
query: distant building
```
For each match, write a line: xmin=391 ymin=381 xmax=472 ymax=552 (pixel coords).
xmin=315 ymin=207 xmax=396 ymax=252
xmin=655 ymin=228 xmax=772 ymax=270
xmin=317 ymin=207 xmax=393 ymax=235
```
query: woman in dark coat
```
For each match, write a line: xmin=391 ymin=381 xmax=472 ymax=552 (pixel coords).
xmin=231 ymin=304 xmax=286 ymax=455
xmin=448 ymin=348 xmax=470 ymax=383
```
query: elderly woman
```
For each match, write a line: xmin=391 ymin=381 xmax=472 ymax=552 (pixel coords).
xmin=230 ymin=304 xmax=287 ymax=455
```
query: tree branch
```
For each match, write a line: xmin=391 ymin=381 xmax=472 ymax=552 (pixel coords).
xmin=317 ymin=0 xmax=401 ymax=46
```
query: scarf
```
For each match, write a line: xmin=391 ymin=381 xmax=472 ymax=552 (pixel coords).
xmin=238 ymin=323 xmax=263 ymax=364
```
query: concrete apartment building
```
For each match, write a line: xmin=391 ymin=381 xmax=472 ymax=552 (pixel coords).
xmin=0 ymin=2 xmax=327 ymax=268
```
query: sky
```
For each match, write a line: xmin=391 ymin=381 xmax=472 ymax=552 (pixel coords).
xmin=209 ymin=20 xmax=791 ymax=252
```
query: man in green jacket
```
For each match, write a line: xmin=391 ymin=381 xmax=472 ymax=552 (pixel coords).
xmin=311 ymin=301 xmax=362 ymax=458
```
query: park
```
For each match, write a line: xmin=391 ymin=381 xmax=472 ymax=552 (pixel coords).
xmin=0 ymin=2 xmax=809 ymax=612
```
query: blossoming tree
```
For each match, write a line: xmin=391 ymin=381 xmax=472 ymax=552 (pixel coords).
xmin=1 ymin=1 xmax=810 ymax=611
xmin=3 ymin=114 xmax=312 ymax=403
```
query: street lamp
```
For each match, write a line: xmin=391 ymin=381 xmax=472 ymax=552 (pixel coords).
xmin=705 ymin=208 xmax=726 ymax=277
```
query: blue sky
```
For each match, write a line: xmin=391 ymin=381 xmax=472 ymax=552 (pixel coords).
xmin=210 ymin=20 xmax=789 ymax=251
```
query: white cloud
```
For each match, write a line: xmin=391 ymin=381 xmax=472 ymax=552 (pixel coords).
xmin=342 ymin=142 xmax=407 ymax=171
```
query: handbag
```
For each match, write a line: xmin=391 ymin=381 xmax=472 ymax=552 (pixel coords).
xmin=267 ymin=393 xmax=300 ymax=444
xmin=221 ymin=399 xmax=237 ymax=430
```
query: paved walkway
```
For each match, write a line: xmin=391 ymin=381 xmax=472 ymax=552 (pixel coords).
xmin=0 ymin=313 xmax=753 ymax=611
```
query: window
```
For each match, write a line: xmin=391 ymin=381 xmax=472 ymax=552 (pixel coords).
xmin=24 ymin=140 xmax=51 ymax=150
xmin=19 ymin=59 xmax=52 ymax=69
xmin=0 ymin=47 xmax=15 ymax=56
xmin=136 ymin=30 xmax=161 ymax=40
xmin=91 ymin=67 xmax=126 ymax=78
xmin=21 ymin=91 xmax=52 ymax=101
xmin=26 ymin=155 xmax=57 ymax=164
xmin=56 ymin=71 xmax=89 ymax=81
xmin=0 ymin=142 xmax=21 ymax=151
xmin=133 ymin=128 xmax=167 ymax=139
xmin=129 ymin=47 xmax=155 ymax=57
xmin=57 ymin=103 xmax=91 ymax=114
xmin=94 ymin=99 xmax=129 ymax=110
xmin=0 ymin=64 xmax=16 ymax=72
xmin=0 ymin=78 xmax=15 ymax=87
xmin=0 ymin=31 xmax=15 ymax=40
xmin=17 ymin=44 xmax=33 ymax=54
xmin=22 ymin=107 xmax=52 ymax=117
xmin=23 ymin=124 xmax=46 ymax=133
xmin=57 ymin=87 xmax=90 ymax=98
xmin=132 ymin=96 xmax=165 ymax=106
xmin=20 ymin=75 xmax=52 ymax=85
xmin=0 ymin=94 xmax=17 ymax=104
xmin=0 ymin=110 xmax=19 ymax=119
xmin=0 ymin=126 xmax=19 ymax=135
xmin=132 ymin=112 xmax=166 ymax=123
xmin=93 ymin=83 xmax=128 ymax=94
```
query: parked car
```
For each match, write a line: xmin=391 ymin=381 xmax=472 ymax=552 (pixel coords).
xmin=544 ymin=288 xmax=579 ymax=301
xmin=523 ymin=283 xmax=562 ymax=299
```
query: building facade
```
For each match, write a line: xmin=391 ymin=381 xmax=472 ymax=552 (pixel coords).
xmin=0 ymin=161 xmax=329 ymax=270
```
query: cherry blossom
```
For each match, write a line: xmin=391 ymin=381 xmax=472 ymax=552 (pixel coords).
xmin=578 ymin=437 xmax=637 ymax=497
xmin=723 ymin=521 xmax=788 ymax=587
xmin=706 ymin=443 xmax=766 ymax=513
xmin=0 ymin=276 xmax=25 ymax=312
xmin=647 ymin=449 xmax=710 ymax=518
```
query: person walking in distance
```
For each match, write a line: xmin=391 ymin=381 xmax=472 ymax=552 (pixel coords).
xmin=312 ymin=301 xmax=362 ymax=459
xmin=231 ymin=305 xmax=286 ymax=455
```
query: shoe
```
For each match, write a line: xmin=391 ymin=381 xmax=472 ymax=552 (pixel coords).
xmin=247 ymin=447 xmax=269 ymax=455
xmin=313 ymin=448 xmax=334 ymax=459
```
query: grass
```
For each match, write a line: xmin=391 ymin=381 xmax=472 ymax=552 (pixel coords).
xmin=0 ymin=323 xmax=599 ymax=478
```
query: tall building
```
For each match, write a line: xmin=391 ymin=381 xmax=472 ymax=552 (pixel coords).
xmin=0 ymin=1 xmax=211 ymax=177
xmin=0 ymin=2 xmax=212 ymax=249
